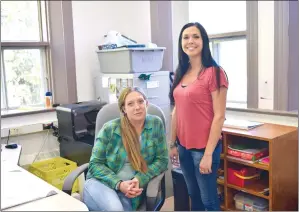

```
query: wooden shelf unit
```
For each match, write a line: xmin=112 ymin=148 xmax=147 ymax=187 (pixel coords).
xmin=218 ymin=123 xmax=298 ymax=211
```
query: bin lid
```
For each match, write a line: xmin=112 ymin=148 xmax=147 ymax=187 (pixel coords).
xmin=101 ymin=70 xmax=170 ymax=78
xmin=96 ymin=47 xmax=166 ymax=53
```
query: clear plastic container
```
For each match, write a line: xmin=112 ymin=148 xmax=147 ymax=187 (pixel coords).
xmin=45 ymin=91 xmax=53 ymax=108
xmin=234 ymin=192 xmax=268 ymax=211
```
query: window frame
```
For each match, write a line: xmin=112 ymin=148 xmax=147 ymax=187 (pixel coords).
xmin=202 ymin=2 xmax=254 ymax=108
xmin=1 ymin=0 xmax=78 ymax=115
xmin=206 ymin=2 xmax=259 ymax=109
xmin=1 ymin=1 xmax=51 ymax=110
xmin=210 ymin=33 xmax=247 ymax=106
xmin=273 ymin=1 xmax=294 ymax=112
xmin=209 ymin=31 xmax=247 ymax=67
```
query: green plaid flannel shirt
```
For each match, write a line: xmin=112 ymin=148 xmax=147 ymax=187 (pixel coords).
xmin=86 ymin=114 xmax=169 ymax=210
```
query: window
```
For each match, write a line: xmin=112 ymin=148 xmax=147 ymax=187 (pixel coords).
xmin=1 ymin=1 xmax=50 ymax=110
xmin=189 ymin=1 xmax=247 ymax=108
xmin=217 ymin=39 xmax=247 ymax=105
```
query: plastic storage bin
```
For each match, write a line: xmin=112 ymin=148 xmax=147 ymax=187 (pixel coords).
xmin=234 ymin=192 xmax=268 ymax=211
xmin=28 ymin=157 xmax=79 ymax=193
xmin=97 ymin=47 xmax=165 ymax=73
xmin=228 ymin=165 xmax=261 ymax=188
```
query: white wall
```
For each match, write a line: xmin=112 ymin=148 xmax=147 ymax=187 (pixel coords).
xmin=258 ymin=1 xmax=275 ymax=110
xmin=71 ymin=1 xmax=151 ymax=101
xmin=171 ymin=1 xmax=189 ymax=71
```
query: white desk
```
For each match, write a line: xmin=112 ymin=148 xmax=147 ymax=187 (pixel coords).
xmin=1 ymin=144 xmax=22 ymax=165
xmin=1 ymin=162 xmax=88 ymax=211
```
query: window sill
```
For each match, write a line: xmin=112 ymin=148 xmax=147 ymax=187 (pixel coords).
xmin=226 ymin=106 xmax=298 ymax=118
xmin=226 ymin=102 xmax=247 ymax=109
xmin=1 ymin=107 xmax=56 ymax=118
xmin=1 ymin=108 xmax=58 ymax=138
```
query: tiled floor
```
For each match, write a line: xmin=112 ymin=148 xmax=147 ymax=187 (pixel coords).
xmin=161 ymin=196 xmax=174 ymax=211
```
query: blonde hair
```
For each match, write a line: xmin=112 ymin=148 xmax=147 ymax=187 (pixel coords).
xmin=118 ymin=87 xmax=148 ymax=173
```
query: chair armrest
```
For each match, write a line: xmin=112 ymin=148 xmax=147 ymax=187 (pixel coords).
xmin=146 ymin=172 xmax=165 ymax=197
xmin=146 ymin=171 xmax=166 ymax=211
xmin=62 ymin=163 xmax=89 ymax=195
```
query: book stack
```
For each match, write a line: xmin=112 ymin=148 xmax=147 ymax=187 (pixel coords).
xmin=224 ymin=119 xmax=264 ymax=130
xmin=258 ymin=156 xmax=270 ymax=165
xmin=227 ymin=144 xmax=269 ymax=163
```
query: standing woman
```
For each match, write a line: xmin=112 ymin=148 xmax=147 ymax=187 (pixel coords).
xmin=169 ymin=22 xmax=228 ymax=211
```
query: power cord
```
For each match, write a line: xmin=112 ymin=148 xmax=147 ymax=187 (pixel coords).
xmin=5 ymin=129 xmax=18 ymax=149
xmin=43 ymin=122 xmax=59 ymax=138
xmin=32 ymin=129 xmax=50 ymax=164
xmin=52 ymin=125 xmax=59 ymax=137
xmin=6 ymin=129 xmax=10 ymax=145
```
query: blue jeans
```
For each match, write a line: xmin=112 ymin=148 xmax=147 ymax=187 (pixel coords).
xmin=83 ymin=178 xmax=132 ymax=211
xmin=178 ymin=141 xmax=222 ymax=211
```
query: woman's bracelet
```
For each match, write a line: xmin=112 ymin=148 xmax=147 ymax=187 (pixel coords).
xmin=169 ymin=142 xmax=178 ymax=149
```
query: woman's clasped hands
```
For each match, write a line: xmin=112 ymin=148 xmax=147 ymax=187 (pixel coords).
xmin=119 ymin=178 xmax=143 ymax=198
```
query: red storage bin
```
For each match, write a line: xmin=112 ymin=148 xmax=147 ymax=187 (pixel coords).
xmin=228 ymin=166 xmax=260 ymax=188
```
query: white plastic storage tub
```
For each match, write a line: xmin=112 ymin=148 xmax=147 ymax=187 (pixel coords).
xmin=234 ymin=192 xmax=268 ymax=211
xmin=97 ymin=47 xmax=165 ymax=73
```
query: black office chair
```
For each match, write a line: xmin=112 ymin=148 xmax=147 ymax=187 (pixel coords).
xmin=62 ymin=103 xmax=167 ymax=211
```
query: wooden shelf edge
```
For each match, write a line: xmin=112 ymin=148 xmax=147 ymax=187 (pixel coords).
xmin=226 ymin=206 xmax=236 ymax=211
xmin=227 ymin=184 xmax=269 ymax=200
xmin=226 ymin=156 xmax=269 ymax=171
xmin=217 ymin=178 xmax=224 ymax=185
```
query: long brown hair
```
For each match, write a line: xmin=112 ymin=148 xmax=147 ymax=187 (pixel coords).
xmin=118 ymin=87 xmax=148 ymax=173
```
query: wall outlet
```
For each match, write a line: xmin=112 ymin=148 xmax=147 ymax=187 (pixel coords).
xmin=10 ymin=128 xmax=21 ymax=136
xmin=43 ymin=122 xmax=53 ymax=130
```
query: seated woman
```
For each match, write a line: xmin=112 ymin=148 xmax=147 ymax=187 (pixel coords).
xmin=83 ymin=87 xmax=169 ymax=211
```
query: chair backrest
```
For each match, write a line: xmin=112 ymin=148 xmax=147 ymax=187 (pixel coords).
xmin=94 ymin=102 xmax=166 ymax=141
